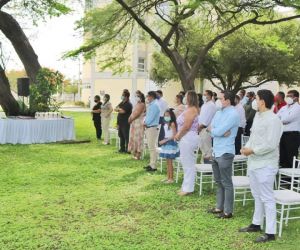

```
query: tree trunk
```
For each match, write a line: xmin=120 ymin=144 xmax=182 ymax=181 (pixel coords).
xmin=0 ymin=65 xmax=20 ymax=115
xmin=0 ymin=10 xmax=41 ymax=83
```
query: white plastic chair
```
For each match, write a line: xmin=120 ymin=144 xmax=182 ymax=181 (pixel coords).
xmin=195 ymin=164 xmax=214 ymax=195
xmin=241 ymin=134 xmax=250 ymax=147
xmin=233 ymin=154 xmax=248 ymax=176
xmin=278 ymin=156 xmax=300 ymax=190
xmin=274 ymin=165 xmax=300 ymax=237
xmin=232 ymin=176 xmax=252 ymax=206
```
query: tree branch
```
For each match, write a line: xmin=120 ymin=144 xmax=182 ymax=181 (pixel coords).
xmin=0 ymin=0 xmax=11 ymax=9
xmin=208 ymin=78 xmax=223 ymax=91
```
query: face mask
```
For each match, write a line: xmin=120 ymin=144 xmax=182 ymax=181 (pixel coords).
xmin=157 ymin=95 xmax=161 ymax=100
xmin=286 ymin=97 xmax=294 ymax=105
xmin=202 ymin=96 xmax=207 ymax=103
xmin=251 ymin=99 xmax=258 ymax=111
xmin=164 ymin=116 xmax=171 ymax=123
xmin=182 ymin=97 xmax=187 ymax=105
xmin=215 ymin=99 xmax=222 ymax=110
xmin=121 ymin=96 xmax=125 ymax=101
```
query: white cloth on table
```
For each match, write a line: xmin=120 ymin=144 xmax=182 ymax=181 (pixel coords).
xmin=0 ymin=118 xmax=75 ymax=144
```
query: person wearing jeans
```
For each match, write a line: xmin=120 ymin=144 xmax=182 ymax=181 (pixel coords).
xmin=207 ymin=91 xmax=239 ymax=219
xmin=239 ymin=89 xmax=283 ymax=243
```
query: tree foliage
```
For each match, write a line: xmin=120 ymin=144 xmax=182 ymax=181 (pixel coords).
xmin=69 ymin=0 xmax=300 ymax=91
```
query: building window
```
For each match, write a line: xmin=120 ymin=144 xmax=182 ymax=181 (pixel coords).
xmin=138 ymin=57 xmax=146 ymax=72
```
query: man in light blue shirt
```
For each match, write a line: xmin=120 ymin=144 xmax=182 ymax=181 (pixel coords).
xmin=207 ymin=91 xmax=239 ymax=219
xmin=144 ymin=91 xmax=160 ymax=172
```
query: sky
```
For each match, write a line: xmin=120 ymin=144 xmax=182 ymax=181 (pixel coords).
xmin=4 ymin=9 xmax=83 ymax=80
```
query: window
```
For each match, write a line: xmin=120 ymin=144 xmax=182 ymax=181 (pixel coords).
xmin=138 ymin=57 xmax=146 ymax=72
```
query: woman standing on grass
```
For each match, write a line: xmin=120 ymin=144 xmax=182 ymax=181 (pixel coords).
xmin=128 ymin=91 xmax=146 ymax=160
xmin=92 ymin=95 xmax=102 ymax=141
xmin=175 ymin=91 xmax=199 ymax=196
xmin=101 ymin=94 xmax=113 ymax=145
xmin=159 ymin=109 xmax=180 ymax=184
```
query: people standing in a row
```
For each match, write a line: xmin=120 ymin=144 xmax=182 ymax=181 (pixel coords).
xmin=198 ymin=90 xmax=216 ymax=163
xmin=277 ymin=90 xmax=300 ymax=168
xmin=115 ymin=90 xmax=132 ymax=153
xmin=144 ymin=91 xmax=161 ymax=172
xmin=235 ymin=95 xmax=246 ymax=154
xmin=128 ymin=92 xmax=146 ymax=160
xmin=101 ymin=94 xmax=113 ymax=145
xmin=175 ymin=91 xmax=200 ymax=196
xmin=207 ymin=91 xmax=239 ymax=219
xmin=92 ymin=95 xmax=102 ymax=141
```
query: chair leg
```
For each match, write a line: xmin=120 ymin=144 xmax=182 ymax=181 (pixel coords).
xmin=199 ymin=173 xmax=203 ymax=196
xmin=243 ymin=189 xmax=246 ymax=206
xmin=279 ymin=204 xmax=285 ymax=237
xmin=278 ymin=174 xmax=281 ymax=190
xmin=285 ymin=205 xmax=290 ymax=226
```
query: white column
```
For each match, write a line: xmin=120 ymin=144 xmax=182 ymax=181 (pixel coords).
xmin=131 ymin=25 xmax=138 ymax=94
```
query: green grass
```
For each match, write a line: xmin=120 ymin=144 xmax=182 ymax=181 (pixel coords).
xmin=0 ymin=112 xmax=299 ymax=250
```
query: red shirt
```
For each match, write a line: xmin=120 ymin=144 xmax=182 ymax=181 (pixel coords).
xmin=273 ymin=100 xmax=287 ymax=113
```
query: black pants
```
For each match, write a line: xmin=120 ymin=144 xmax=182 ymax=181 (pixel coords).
xmin=93 ymin=119 xmax=102 ymax=139
xmin=118 ymin=123 xmax=130 ymax=152
xmin=244 ymin=120 xmax=253 ymax=136
xmin=235 ymin=127 xmax=244 ymax=155
xmin=280 ymin=131 xmax=300 ymax=168
xmin=158 ymin=117 xmax=165 ymax=146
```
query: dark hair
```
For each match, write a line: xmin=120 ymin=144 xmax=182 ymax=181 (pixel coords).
xmin=176 ymin=94 xmax=183 ymax=104
xmin=147 ymin=91 xmax=157 ymax=99
xmin=198 ymin=93 xmax=204 ymax=108
xmin=240 ymin=89 xmax=246 ymax=96
xmin=138 ymin=92 xmax=145 ymax=103
xmin=257 ymin=89 xmax=274 ymax=109
xmin=288 ymin=90 xmax=299 ymax=98
xmin=235 ymin=95 xmax=240 ymax=101
xmin=205 ymin=90 xmax=213 ymax=98
xmin=247 ymin=91 xmax=255 ymax=98
xmin=104 ymin=94 xmax=110 ymax=103
xmin=277 ymin=91 xmax=285 ymax=100
xmin=94 ymin=95 xmax=100 ymax=101
xmin=221 ymin=91 xmax=235 ymax=106
xmin=123 ymin=91 xmax=130 ymax=99
xmin=156 ymin=90 xmax=163 ymax=96
xmin=213 ymin=92 xmax=217 ymax=100
xmin=165 ymin=108 xmax=177 ymax=130
xmin=179 ymin=91 xmax=186 ymax=96
xmin=186 ymin=90 xmax=199 ymax=108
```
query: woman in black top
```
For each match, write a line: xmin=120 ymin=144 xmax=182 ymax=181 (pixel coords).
xmin=91 ymin=95 xmax=102 ymax=140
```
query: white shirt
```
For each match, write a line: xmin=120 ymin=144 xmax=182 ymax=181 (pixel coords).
xmin=277 ymin=102 xmax=300 ymax=132
xmin=235 ymin=103 xmax=246 ymax=128
xmin=164 ymin=124 xmax=174 ymax=139
xmin=198 ymin=100 xmax=217 ymax=127
xmin=246 ymin=110 xmax=283 ymax=170
xmin=157 ymin=97 xmax=169 ymax=117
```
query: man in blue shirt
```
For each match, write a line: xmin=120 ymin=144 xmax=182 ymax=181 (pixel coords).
xmin=144 ymin=91 xmax=161 ymax=172
xmin=207 ymin=91 xmax=239 ymax=219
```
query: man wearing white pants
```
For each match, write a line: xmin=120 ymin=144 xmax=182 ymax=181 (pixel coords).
xmin=239 ymin=89 xmax=283 ymax=243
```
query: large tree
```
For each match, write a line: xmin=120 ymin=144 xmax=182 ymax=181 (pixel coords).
xmin=151 ymin=22 xmax=300 ymax=93
xmin=0 ymin=0 xmax=70 ymax=115
xmin=68 ymin=0 xmax=300 ymax=91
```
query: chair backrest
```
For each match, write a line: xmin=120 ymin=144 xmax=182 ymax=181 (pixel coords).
xmin=241 ymin=135 xmax=250 ymax=148
xmin=291 ymin=157 xmax=300 ymax=193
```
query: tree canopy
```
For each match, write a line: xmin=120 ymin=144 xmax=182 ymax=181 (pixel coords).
xmin=69 ymin=0 xmax=300 ymax=91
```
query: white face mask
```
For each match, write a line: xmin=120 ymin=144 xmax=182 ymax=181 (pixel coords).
xmin=182 ymin=97 xmax=187 ymax=105
xmin=202 ymin=96 xmax=207 ymax=103
xmin=215 ymin=99 xmax=222 ymax=111
xmin=286 ymin=97 xmax=294 ymax=105
xmin=251 ymin=99 xmax=258 ymax=111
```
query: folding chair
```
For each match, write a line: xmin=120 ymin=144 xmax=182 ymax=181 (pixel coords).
xmin=278 ymin=157 xmax=300 ymax=190
xmin=195 ymin=164 xmax=214 ymax=195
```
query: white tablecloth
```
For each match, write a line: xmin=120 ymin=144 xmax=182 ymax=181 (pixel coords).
xmin=0 ymin=118 xmax=75 ymax=144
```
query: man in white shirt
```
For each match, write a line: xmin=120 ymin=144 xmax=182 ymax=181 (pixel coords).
xmin=156 ymin=90 xmax=169 ymax=142
xmin=239 ymin=89 xmax=283 ymax=243
xmin=234 ymin=95 xmax=246 ymax=154
xmin=277 ymin=90 xmax=300 ymax=168
xmin=198 ymin=90 xmax=217 ymax=162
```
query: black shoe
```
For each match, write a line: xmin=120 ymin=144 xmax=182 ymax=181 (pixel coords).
xmin=146 ymin=167 xmax=157 ymax=172
xmin=118 ymin=149 xmax=126 ymax=153
xmin=216 ymin=213 xmax=233 ymax=219
xmin=144 ymin=165 xmax=152 ymax=169
xmin=207 ymin=208 xmax=223 ymax=214
xmin=239 ymin=224 xmax=261 ymax=233
xmin=255 ymin=234 xmax=275 ymax=243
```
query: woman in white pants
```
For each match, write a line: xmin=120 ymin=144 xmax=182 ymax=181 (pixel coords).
xmin=175 ymin=91 xmax=199 ymax=196
xmin=101 ymin=94 xmax=113 ymax=145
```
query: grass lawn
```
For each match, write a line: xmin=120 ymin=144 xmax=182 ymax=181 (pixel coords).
xmin=0 ymin=112 xmax=299 ymax=250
